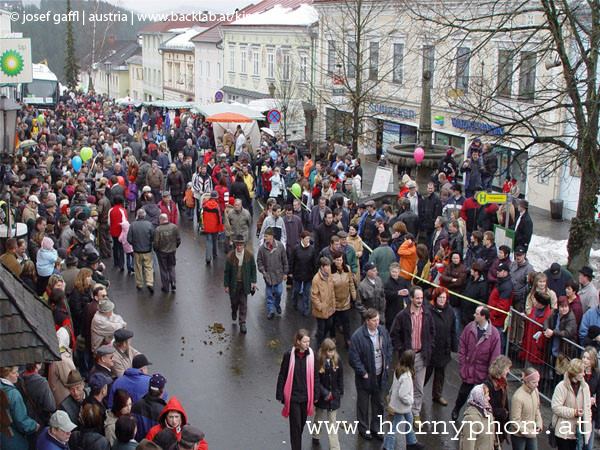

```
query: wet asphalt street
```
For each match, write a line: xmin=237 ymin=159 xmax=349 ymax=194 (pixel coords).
xmin=104 ymin=204 xmax=555 ymax=450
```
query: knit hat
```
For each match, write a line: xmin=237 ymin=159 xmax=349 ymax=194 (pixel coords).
xmin=41 ymin=237 xmax=54 ymax=250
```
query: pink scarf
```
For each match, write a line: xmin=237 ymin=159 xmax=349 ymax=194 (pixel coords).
xmin=281 ymin=347 xmax=314 ymax=418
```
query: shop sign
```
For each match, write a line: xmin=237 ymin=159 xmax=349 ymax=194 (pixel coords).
xmin=369 ymin=102 xmax=415 ymax=120
xmin=451 ymin=118 xmax=504 ymax=135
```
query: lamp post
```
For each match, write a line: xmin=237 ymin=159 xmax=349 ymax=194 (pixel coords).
xmin=0 ymin=95 xmax=21 ymax=241
xmin=105 ymin=61 xmax=112 ymax=99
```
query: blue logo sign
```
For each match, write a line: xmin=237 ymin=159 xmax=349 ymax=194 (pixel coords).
xmin=451 ymin=118 xmax=504 ymax=135
xmin=369 ymin=103 xmax=416 ymax=120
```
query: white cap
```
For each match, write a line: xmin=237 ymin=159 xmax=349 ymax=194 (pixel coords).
xmin=49 ymin=410 xmax=77 ymax=432
xmin=28 ymin=195 xmax=40 ymax=204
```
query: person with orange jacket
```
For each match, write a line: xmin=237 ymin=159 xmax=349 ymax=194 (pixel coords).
xmin=397 ymin=233 xmax=417 ymax=280
xmin=202 ymin=190 xmax=224 ymax=265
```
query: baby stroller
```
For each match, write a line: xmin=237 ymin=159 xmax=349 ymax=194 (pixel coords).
xmin=196 ymin=192 xmax=212 ymax=233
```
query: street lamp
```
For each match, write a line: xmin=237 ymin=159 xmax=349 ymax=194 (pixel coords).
xmin=105 ymin=61 xmax=112 ymax=98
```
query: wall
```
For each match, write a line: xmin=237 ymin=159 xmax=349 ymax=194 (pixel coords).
xmin=194 ymin=42 xmax=223 ymax=104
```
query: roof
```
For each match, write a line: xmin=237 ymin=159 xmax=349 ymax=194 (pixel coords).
xmin=0 ymin=263 xmax=61 ymax=367
xmin=191 ymin=101 xmax=266 ymax=120
xmin=221 ymin=85 xmax=271 ymax=101
xmin=97 ymin=41 xmax=141 ymax=69
xmin=139 ymin=17 xmax=219 ymax=34
xmin=160 ymin=27 xmax=203 ymax=51
xmin=230 ymin=3 xmax=317 ymax=26
xmin=126 ymin=54 xmax=143 ymax=66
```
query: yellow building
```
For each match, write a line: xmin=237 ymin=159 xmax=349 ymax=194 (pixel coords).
xmin=91 ymin=41 xmax=141 ymax=99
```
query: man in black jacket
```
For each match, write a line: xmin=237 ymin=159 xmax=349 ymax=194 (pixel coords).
xmin=127 ymin=208 xmax=155 ymax=294
xmin=481 ymin=143 xmax=498 ymax=192
xmin=289 ymin=231 xmax=317 ymax=317
xmin=397 ymin=197 xmax=420 ymax=239
xmin=390 ymin=286 xmax=435 ymax=427
xmin=131 ymin=374 xmax=167 ymax=441
xmin=313 ymin=211 xmax=338 ymax=253
xmin=348 ymin=309 xmax=393 ymax=441
xmin=421 ymin=182 xmax=443 ymax=251
xmin=514 ymin=199 xmax=533 ymax=251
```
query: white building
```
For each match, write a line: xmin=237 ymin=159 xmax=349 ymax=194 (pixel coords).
xmin=191 ymin=23 xmax=225 ymax=105
xmin=127 ymin=54 xmax=143 ymax=101
xmin=161 ymin=27 xmax=201 ymax=101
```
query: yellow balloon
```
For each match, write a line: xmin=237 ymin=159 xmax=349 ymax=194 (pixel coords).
xmin=80 ymin=147 xmax=93 ymax=162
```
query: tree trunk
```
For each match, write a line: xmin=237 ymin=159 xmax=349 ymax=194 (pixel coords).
xmin=567 ymin=140 xmax=600 ymax=274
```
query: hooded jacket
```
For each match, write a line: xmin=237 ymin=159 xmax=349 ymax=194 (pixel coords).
xmin=145 ymin=397 xmax=188 ymax=442
xmin=202 ymin=198 xmax=224 ymax=234
xmin=0 ymin=379 xmax=38 ymax=450
xmin=108 ymin=368 xmax=153 ymax=408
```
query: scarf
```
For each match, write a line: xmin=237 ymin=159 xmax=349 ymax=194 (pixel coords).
xmin=467 ymin=384 xmax=493 ymax=417
xmin=281 ymin=347 xmax=314 ymax=419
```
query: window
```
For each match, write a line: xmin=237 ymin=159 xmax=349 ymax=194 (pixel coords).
xmin=253 ymin=50 xmax=259 ymax=76
xmin=283 ymin=52 xmax=291 ymax=81
xmin=456 ymin=47 xmax=471 ymax=93
xmin=158 ymin=70 xmax=161 ymax=86
xmin=206 ymin=62 xmax=210 ymax=78
xmin=537 ymin=166 xmax=550 ymax=185
xmin=393 ymin=43 xmax=404 ymax=85
xmin=267 ymin=51 xmax=274 ymax=78
xmin=240 ymin=48 xmax=247 ymax=74
xmin=369 ymin=42 xmax=379 ymax=80
xmin=497 ymin=50 xmax=514 ymax=98
xmin=518 ymin=51 xmax=536 ymax=101
xmin=174 ymin=63 xmax=181 ymax=85
xmin=300 ymin=54 xmax=307 ymax=83
xmin=327 ymin=40 xmax=336 ymax=75
xmin=217 ymin=62 xmax=221 ymax=80
xmin=198 ymin=60 xmax=202 ymax=77
xmin=347 ymin=41 xmax=356 ymax=78
xmin=229 ymin=45 xmax=235 ymax=72
xmin=187 ymin=64 xmax=194 ymax=89
xmin=423 ymin=45 xmax=435 ymax=84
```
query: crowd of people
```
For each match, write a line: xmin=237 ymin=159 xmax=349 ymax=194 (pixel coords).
xmin=0 ymin=91 xmax=599 ymax=450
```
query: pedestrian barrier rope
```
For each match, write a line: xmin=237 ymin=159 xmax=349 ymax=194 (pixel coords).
xmin=398 ymin=267 xmax=512 ymax=331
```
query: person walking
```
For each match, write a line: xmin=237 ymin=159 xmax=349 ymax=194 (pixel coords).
xmin=356 ymin=262 xmax=386 ymax=325
xmin=382 ymin=350 xmax=425 ymax=450
xmin=289 ymin=231 xmax=317 ymax=317
xmin=389 ymin=286 xmax=435 ymax=427
xmin=458 ymin=384 xmax=496 ymax=450
xmin=424 ymin=287 xmax=458 ymax=407
xmin=202 ymin=190 xmax=223 ymax=265
xmin=348 ymin=308 xmax=393 ymax=441
xmin=127 ymin=209 xmax=155 ymax=294
xmin=510 ymin=368 xmax=542 ymax=450
xmin=96 ymin=188 xmax=112 ymax=259
xmin=153 ymin=213 xmax=181 ymax=293
xmin=452 ymin=306 xmax=502 ymax=421
xmin=368 ymin=231 xmax=396 ymax=283
xmin=223 ymin=235 xmax=257 ymax=334
xmin=330 ymin=251 xmax=356 ymax=348
xmin=311 ymin=257 xmax=336 ymax=348
xmin=276 ymin=329 xmax=319 ymax=450
xmin=311 ymin=338 xmax=343 ymax=449
xmin=514 ymin=199 xmax=533 ymax=252
xmin=257 ymin=227 xmax=288 ymax=319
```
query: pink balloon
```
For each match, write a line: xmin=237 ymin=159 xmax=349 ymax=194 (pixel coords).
xmin=414 ymin=147 xmax=425 ymax=164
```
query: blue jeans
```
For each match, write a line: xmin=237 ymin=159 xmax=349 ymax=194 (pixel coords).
xmin=292 ymin=280 xmax=311 ymax=315
xmin=512 ymin=436 xmax=538 ymax=450
xmin=382 ymin=412 xmax=416 ymax=449
xmin=205 ymin=232 xmax=218 ymax=262
xmin=266 ymin=283 xmax=283 ymax=313
xmin=125 ymin=252 xmax=134 ymax=273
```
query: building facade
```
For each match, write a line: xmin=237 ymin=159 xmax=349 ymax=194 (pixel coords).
xmin=91 ymin=41 xmax=140 ymax=99
xmin=127 ymin=54 xmax=144 ymax=101
xmin=161 ymin=28 xmax=199 ymax=101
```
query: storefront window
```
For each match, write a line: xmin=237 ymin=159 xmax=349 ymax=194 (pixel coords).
xmin=399 ymin=124 xmax=417 ymax=144
xmin=326 ymin=108 xmax=353 ymax=144
xmin=434 ymin=132 xmax=465 ymax=151
xmin=492 ymin=146 xmax=527 ymax=195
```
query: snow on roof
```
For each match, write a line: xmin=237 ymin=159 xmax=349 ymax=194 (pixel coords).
xmin=231 ymin=3 xmax=318 ymax=26
xmin=162 ymin=27 xmax=204 ymax=50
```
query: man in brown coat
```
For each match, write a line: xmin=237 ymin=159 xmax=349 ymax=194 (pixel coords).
xmin=0 ymin=238 xmax=21 ymax=276
xmin=311 ymin=257 xmax=336 ymax=347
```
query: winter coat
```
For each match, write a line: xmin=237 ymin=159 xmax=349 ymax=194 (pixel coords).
xmin=153 ymin=222 xmax=181 ymax=254
xmin=112 ymin=345 xmax=141 ymax=379
xmin=226 ymin=207 xmax=252 ymax=243
xmin=421 ymin=193 xmax=442 ymax=232
xmin=166 ymin=170 xmax=185 ymax=196
xmin=283 ymin=215 xmax=304 ymax=252
xmin=131 ymin=393 xmax=167 ymax=441
xmin=461 ymin=274 xmax=489 ymax=325
xmin=510 ymin=259 xmax=534 ymax=303
xmin=459 ymin=404 xmax=496 ymax=450
xmin=16 ymin=372 xmax=56 ymax=427
xmin=356 ymin=276 xmax=386 ymax=320
xmin=331 ymin=269 xmax=355 ymax=311
xmin=0 ymin=379 xmax=38 ymax=450
xmin=509 ymin=384 xmax=542 ymax=438
xmin=91 ymin=310 xmax=125 ymax=354
xmin=36 ymin=248 xmax=58 ymax=277
xmin=551 ymin=376 xmax=592 ymax=443
xmin=104 ymin=410 xmax=118 ymax=445
xmin=230 ymin=180 xmax=252 ymax=210
xmin=142 ymin=203 xmax=161 ymax=228
xmin=257 ymin=240 xmax=288 ymax=285
xmin=387 ymin=371 xmax=414 ymax=414
xmin=441 ymin=261 xmax=468 ymax=307
xmin=36 ymin=427 xmax=69 ymax=449
xmin=109 ymin=368 xmax=151 ymax=408
xmin=258 ymin=215 xmax=287 ymax=246
xmin=202 ymin=198 xmax=224 ymax=234
xmin=461 ymin=158 xmax=484 ymax=192
xmin=224 ymin=250 xmax=257 ymax=295
xmin=484 ymin=376 xmax=510 ymax=438
xmin=429 ymin=302 xmax=458 ymax=367
xmin=397 ymin=209 xmax=420 ymax=238
xmin=390 ymin=305 xmax=436 ymax=365
xmin=449 ymin=231 xmax=464 ymax=256
xmin=109 ymin=205 xmax=127 ymax=238
xmin=579 ymin=281 xmax=600 ymax=313
xmin=443 ymin=195 xmax=466 ymax=219
xmin=310 ymin=205 xmax=332 ymax=231
xmin=580 ymin=307 xmax=600 ymax=344
xmin=461 ymin=197 xmax=481 ymax=233
xmin=584 ymin=370 xmax=600 ymax=425
xmin=397 ymin=240 xmax=417 ymax=280
xmin=514 ymin=211 xmax=533 ymax=250
xmin=48 ymin=349 xmax=76 ymax=406
xmin=543 ymin=310 xmax=578 ymax=342
xmin=118 ymin=220 xmax=134 ymax=254
xmin=525 ymin=288 xmax=557 ymax=314
xmin=459 ymin=321 xmax=501 ymax=384
xmin=314 ymin=221 xmax=338 ymax=253
xmin=158 ymin=199 xmax=178 ymax=225
xmin=68 ymin=287 xmax=92 ymax=337
xmin=488 ymin=275 xmax=514 ymax=327
xmin=315 ymin=357 xmax=344 ymax=411
xmin=127 ymin=219 xmax=154 ymax=253
xmin=290 ymin=243 xmax=317 ymax=281
xmin=348 ymin=324 xmax=393 ymax=392
xmin=275 ymin=347 xmax=320 ymax=405
xmin=68 ymin=428 xmax=110 ymax=450
xmin=145 ymin=167 xmax=163 ymax=190
xmin=384 ymin=276 xmax=410 ymax=328
xmin=311 ymin=270 xmax=336 ymax=319
xmin=368 ymin=244 xmax=396 ymax=283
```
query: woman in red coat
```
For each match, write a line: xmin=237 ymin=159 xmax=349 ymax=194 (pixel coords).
xmin=518 ymin=291 xmax=552 ymax=364
xmin=215 ymin=176 xmax=230 ymax=213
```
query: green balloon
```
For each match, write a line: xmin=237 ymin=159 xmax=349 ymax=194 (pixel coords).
xmin=291 ymin=183 xmax=301 ymax=198
xmin=80 ymin=147 xmax=93 ymax=162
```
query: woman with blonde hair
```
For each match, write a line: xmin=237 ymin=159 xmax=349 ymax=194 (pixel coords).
xmin=347 ymin=222 xmax=363 ymax=280
xmin=483 ymin=355 xmax=512 ymax=443
xmin=582 ymin=347 xmax=600 ymax=448
xmin=551 ymin=358 xmax=592 ymax=449
xmin=526 ymin=272 xmax=558 ymax=313
xmin=311 ymin=338 xmax=343 ymax=448
xmin=330 ymin=251 xmax=356 ymax=348
xmin=321 ymin=179 xmax=333 ymax=204
xmin=68 ymin=268 xmax=93 ymax=338
xmin=510 ymin=368 xmax=542 ymax=450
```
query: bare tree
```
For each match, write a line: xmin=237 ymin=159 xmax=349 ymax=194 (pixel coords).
xmin=313 ymin=0 xmax=405 ymax=157
xmin=400 ymin=0 xmax=599 ymax=272
xmin=272 ymin=55 xmax=306 ymax=141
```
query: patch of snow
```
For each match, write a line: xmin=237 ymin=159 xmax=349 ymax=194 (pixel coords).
xmin=162 ymin=28 xmax=204 ymax=50
xmin=232 ymin=4 xmax=318 ymax=26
